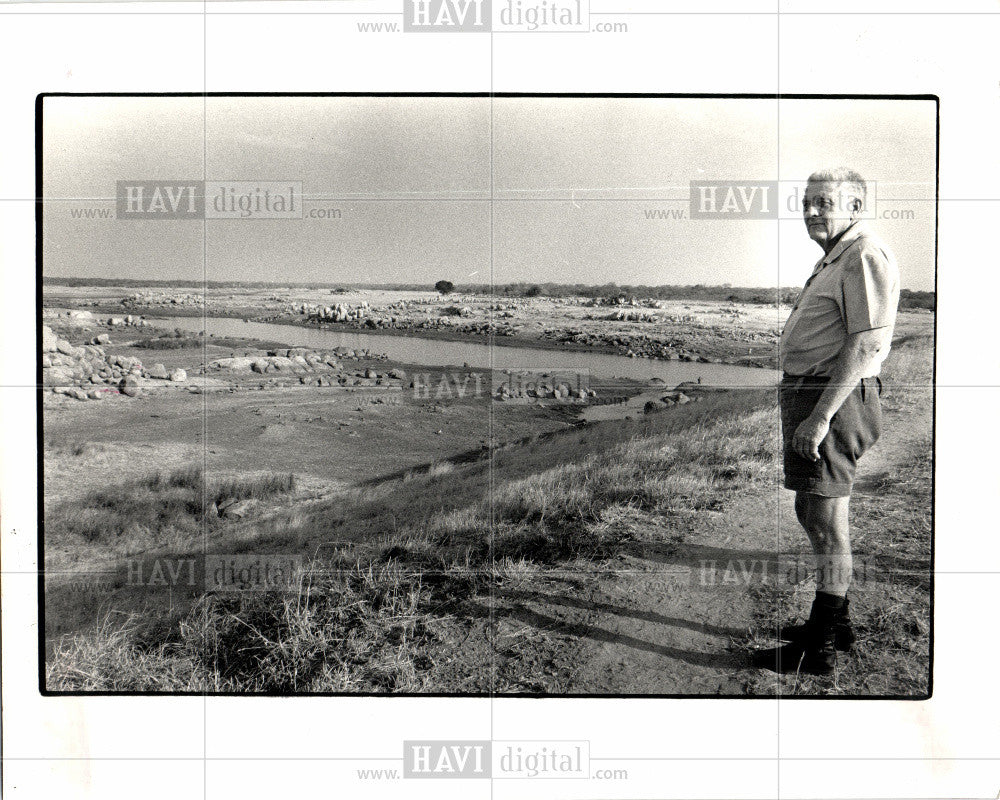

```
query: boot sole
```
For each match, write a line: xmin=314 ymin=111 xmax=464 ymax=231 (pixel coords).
xmin=753 ymin=646 xmax=837 ymax=675
xmin=777 ymin=629 xmax=854 ymax=652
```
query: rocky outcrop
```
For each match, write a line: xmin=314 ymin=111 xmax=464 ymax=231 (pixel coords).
xmin=42 ymin=325 xmax=187 ymax=401
xmin=207 ymin=346 xmax=386 ymax=379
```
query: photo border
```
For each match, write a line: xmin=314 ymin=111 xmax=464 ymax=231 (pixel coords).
xmin=35 ymin=91 xmax=939 ymax=699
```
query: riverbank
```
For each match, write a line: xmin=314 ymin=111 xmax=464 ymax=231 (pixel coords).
xmin=49 ymin=283 xmax=933 ymax=374
xmin=46 ymin=285 xmax=790 ymax=368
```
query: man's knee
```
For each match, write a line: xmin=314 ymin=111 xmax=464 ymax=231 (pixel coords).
xmin=794 ymin=492 xmax=809 ymax=527
xmin=795 ymin=492 xmax=850 ymax=545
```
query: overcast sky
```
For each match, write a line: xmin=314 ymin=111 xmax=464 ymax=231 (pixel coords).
xmin=43 ymin=95 xmax=936 ymax=290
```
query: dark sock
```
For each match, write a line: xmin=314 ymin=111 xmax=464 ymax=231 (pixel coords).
xmin=815 ymin=591 xmax=846 ymax=611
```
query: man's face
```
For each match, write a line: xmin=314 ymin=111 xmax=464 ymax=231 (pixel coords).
xmin=802 ymin=180 xmax=860 ymax=248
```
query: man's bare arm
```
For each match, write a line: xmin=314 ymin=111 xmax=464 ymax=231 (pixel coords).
xmin=791 ymin=327 xmax=891 ymax=461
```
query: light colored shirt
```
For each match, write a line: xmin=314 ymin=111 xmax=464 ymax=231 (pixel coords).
xmin=779 ymin=220 xmax=900 ymax=378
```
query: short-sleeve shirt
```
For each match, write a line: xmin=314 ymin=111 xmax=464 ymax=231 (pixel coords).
xmin=779 ymin=220 xmax=900 ymax=378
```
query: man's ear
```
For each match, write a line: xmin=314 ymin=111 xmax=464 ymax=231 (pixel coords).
xmin=849 ymin=197 xmax=863 ymax=216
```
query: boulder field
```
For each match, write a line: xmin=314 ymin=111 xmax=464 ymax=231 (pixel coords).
xmin=41 ymin=325 xmax=186 ymax=402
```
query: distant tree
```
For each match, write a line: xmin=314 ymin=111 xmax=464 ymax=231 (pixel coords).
xmin=434 ymin=280 xmax=455 ymax=295
xmin=525 ymin=284 xmax=542 ymax=297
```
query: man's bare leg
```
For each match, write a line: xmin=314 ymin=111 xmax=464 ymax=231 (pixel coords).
xmin=756 ymin=493 xmax=855 ymax=673
xmin=794 ymin=492 xmax=852 ymax=595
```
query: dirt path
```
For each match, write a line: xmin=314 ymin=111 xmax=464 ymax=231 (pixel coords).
xmin=491 ymin=392 xmax=932 ymax=695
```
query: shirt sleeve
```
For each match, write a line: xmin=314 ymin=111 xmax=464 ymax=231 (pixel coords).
xmin=841 ymin=247 xmax=898 ymax=334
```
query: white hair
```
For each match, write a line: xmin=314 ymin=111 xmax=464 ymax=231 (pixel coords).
xmin=807 ymin=167 xmax=867 ymax=207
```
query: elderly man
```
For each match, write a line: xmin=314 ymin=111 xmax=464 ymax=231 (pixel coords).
xmin=763 ymin=168 xmax=900 ymax=675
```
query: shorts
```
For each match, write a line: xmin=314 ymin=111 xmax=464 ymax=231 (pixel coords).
xmin=780 ymin=373 xmax=882 ymax=497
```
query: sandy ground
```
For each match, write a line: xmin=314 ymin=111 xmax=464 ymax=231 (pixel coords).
xmin=481 ymin=376 xmax=932 ymax=695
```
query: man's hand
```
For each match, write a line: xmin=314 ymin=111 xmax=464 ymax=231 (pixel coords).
xmin=792 ymin=412 xmax=830 ymax=462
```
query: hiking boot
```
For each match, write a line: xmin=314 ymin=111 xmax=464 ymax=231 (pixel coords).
xmin=753 ymin=636 xmax=836 ymax=676
xmin=778 ymin=596 xmax=855 ymax=651
xmin=755 ymin=595 xmax=843 ymax=676
xmin=801 ymin=614 xmax=838 ymax=675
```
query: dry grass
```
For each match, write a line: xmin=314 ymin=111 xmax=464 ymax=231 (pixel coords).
xmin=46 ymin=466 xmax=296 ymax=553
xmin=48 ymin=562 xmax=442 ymax=692
xmin=416 ymin=406 xmax=779 ymax=567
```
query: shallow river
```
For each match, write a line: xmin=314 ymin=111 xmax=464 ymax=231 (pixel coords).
xmin=156 ymin=316 xmax=780 ymax=388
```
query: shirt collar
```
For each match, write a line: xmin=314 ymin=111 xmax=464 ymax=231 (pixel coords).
xmin=819 ymin=218 xmax=869 ymax=267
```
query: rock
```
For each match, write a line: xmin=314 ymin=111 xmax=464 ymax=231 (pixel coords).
xmin=220 ymin=499 xmax=253 ymax=519
xmin=43 ymin=367 xmax=73 ymax=387
xmin=365 ymin=368 xmax=377 ymax=379
xmin=87 ymin=389 xmax=105 ymax=400
xmin=56 ymin=339 xmax=75 ymax=356
xmin=251 ymin=360 xmax=268 ymax=374
xmin=119 ymin=375 xmax=142 ymax=397
xmin=210 ymin=357 xmax=254 ymax=371
xmin=169 ymin=368 xmax=187 ymax=382
xmin=388 ymin=368 xmax=406 ymax=380
xmin=148 ymin=363 xmax=169 ymax=380
xmin=42 ymin=326 xmax=59 ymax=352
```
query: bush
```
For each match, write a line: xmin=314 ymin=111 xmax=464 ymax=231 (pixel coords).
xmin=434 ymin=280 xmax=455 ymax=295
